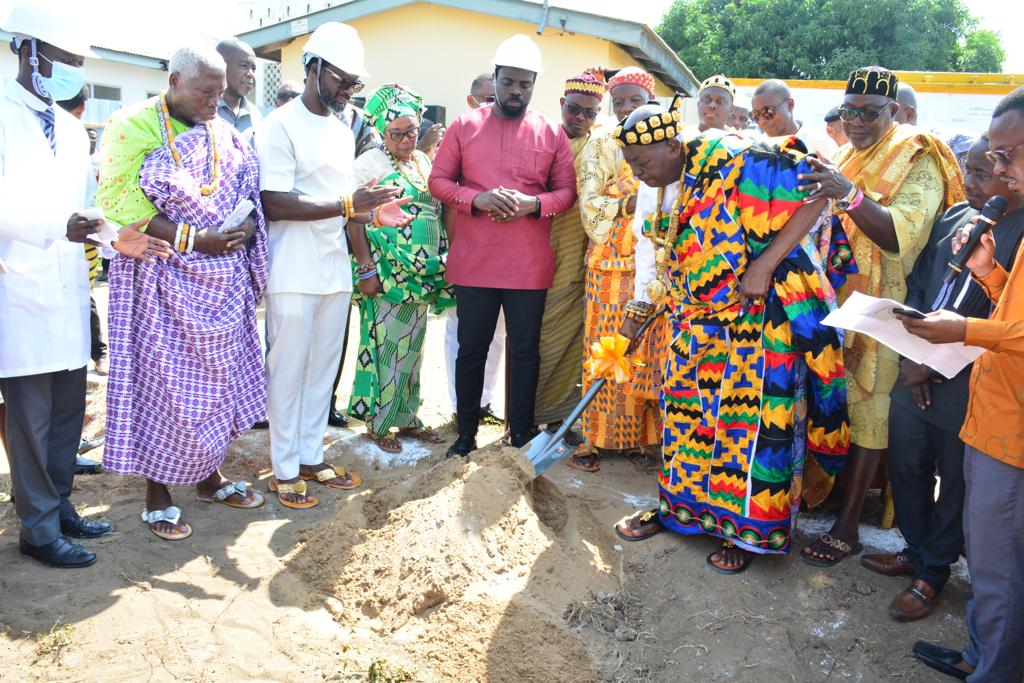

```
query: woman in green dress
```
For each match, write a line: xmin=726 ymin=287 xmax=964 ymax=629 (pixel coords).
xmin=347 ymin=83 xmax=455 ymax=453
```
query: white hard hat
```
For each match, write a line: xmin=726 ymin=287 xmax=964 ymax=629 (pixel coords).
xmin=491 ymin=34 xmax=543 ymax=75
xmin=302 ymin=22 xmax=368 ymax=78
xmin=1 ymin=0 xmax=97 ymax=58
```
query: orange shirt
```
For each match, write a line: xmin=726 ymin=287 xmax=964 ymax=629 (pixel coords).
xmin=961 ymin=239 xmax=1024 ymax=468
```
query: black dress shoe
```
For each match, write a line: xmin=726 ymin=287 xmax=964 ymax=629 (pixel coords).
xmin=912 ymin=641 xmax=970 ymax=680
xmin=510 ymin=430 xmax=538 ymax=448
xmin=61 ymin=514 xmax=113 ymax=539
xmin=250 ymin=419 xmax=269 ymax=430
xmin=478 ymin=404 xmax=503 ymax=425
xmin=19 ymin=536 xmax=97 ymax=568
xmin=328 ymin=409 xmax=349 ymax=428
xmin=446 ymin=433 xmax=477 ymax=458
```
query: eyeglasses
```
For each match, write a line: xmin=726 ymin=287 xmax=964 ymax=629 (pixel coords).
xmin=276 ymin=91 xmax=300 ymax=102
xmin=319 ymin=64 xmax=364 ymax=93
xmin=837 ymin=104 xmax=890 ymax=123
xmin=563 ymin=102 xmax=600 ymax=120
xmin=387 ymin=127 xmax=419 ymax=142
xmin=750 ymin=100 xmax=786 ymax=122
xmin=985 ymin=138 xmax=1024 ymax=166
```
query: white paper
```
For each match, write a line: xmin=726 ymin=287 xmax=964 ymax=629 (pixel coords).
xmin=0 ymin=255 xmax=7 ymax=275
xmin=218 ymin=199 xmax=255 ymax=233
xmin=822 ymin=291 xmax=986 ymax=379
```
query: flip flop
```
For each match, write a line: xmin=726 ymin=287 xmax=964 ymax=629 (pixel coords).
xmin=141 ymin=506 xmax=192 ymax=541
xmin=613 ymin=508 xmax=663 ymax=542
xmin=706 ymin=541 xmax=754 ymax=575
xmin=567 ymin=453 xmax=600 ymax=473
xmin=300 ymin=465 xmax=363 ymax=490
xmin=366 ymin=432 xmax=402 ymax=453
xmin=268 ymin=479 xmax=319 ymax=509
xmin=196 ymin=480 xmax=265 ymax=509
xmin=398 ymin=427 xmax=445 ymax=444
xmin=801 ymin=533 xmax=863 ymax=567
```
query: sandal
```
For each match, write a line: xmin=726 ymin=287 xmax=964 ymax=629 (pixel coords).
xmin=141 ymin=506 xmax=192 ymax=541
xmin=300 ymin=465 xmax=363 ymax=490
xmin=567 ymin=452 xmax=600 ymax=473
xmin=614 ymin=508 xmax=663 ymax=542
xmin=366 ymin=431 xmax=402 ymax=453
xmin=196 ymin=480 xmax=265 ymax=509
xmin=801 ymin=533 xmax=863 ymax=567
xmin=398 ymin=427 xmax=445 ymax=444
xmin=706 ymin=540 xmax=754 ymax=575
xmin=267 ymin=479 xmax=319 ymax=509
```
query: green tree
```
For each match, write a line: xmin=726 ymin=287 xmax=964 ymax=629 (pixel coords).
xmin=658 ymin=0 xmax=1005 ymax=81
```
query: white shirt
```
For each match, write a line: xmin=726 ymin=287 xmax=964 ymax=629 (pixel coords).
xmin=0 ymin=79 xmax=91 ymax=378
xmin=633 ymin=180 xmax=680 ymax=304
xmin=255 ymin=98 xmax=356 ymax=295
xmin=794 ymin=121 xmax=838 ymax=158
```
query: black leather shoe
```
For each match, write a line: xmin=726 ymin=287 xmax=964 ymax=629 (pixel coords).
xmin=446 ymin=433 xmax=477 ymax=458
xmin=912 ymin=641 xmax=971 ymax=680
xmin=478 ymin=404 xmax=503 ymax=425
xmin=61 ymin=514 xmax=113 ymax=539
xmin=250 ymin=420 xmax=269 ymax=430
xmin=19 ymin=536 xmax=97 ymax=568
xmin=328 ymin=409 xmax=349 ymax=428
xmin=510 ymin=431 xmax=538 ymax=448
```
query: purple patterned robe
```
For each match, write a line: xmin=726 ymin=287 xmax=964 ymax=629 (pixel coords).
xmin=103 ymin=120 xmax=269 ymax=485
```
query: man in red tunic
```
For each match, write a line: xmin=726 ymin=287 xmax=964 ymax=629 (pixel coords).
xmin=428 ymin=34 xmax=577 ymax=456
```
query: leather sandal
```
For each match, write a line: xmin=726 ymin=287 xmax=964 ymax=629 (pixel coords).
xmin=300 ymin=465 xmax=362 ymax=490
xmin=801 ymin=533 xmax=863 ymax=567
xmin=614 ymin=508 xmax=663 ymax=542
xmin=707 ymin=540 xmax=754 ymax=575
xmin=889 ymin=579 xmax=937 ymax=622
xmin=268 ymin=479 xmax=318 ymax=509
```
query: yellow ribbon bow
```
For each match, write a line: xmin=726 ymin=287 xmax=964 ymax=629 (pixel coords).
xmin=586 ymin=334 xmax=643 ymax=383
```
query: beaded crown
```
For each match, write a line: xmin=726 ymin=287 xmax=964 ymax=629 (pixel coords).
xmin=699 ymin=74 xmax=736 ymax=99
xmin=612 ymin=93 xmax=684 ymax=147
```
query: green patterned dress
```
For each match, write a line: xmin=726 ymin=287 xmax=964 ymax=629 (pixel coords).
xmin=347 ymin=148 xmax=455 ymax=434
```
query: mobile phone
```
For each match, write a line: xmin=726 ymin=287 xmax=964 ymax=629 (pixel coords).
xmin=891 ymin=306 xmax=926 ymax=320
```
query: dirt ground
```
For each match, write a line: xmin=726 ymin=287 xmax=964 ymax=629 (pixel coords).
xmin=0 ymin=284 xmax=966 ymax=682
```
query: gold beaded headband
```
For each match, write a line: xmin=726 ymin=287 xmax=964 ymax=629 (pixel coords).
xmin=612 ymin=93 xmax=684 ymax=147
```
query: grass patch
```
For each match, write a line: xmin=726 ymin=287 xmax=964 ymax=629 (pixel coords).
xmin=366 ymin=657 xmax=414 ymax=683
xmin=34 ymin=622 xmax=75 ymax=662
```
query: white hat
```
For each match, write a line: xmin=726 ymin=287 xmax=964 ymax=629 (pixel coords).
xmin=302 ymin=22 xmax=368 ymax=78
xmin=2 ymin=1 xmax=97 ymax=58
xmin=491 ymin=34 xmax=543 ymax=75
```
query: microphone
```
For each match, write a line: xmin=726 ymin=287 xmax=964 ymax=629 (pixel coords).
xmin=943 ymin=195 xmax=1008 ymax=284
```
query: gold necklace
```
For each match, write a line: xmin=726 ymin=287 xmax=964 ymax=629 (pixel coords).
xmin=156 ymin=92 xmax=220 ymax=196
xmin=385 ymin=148 xmax=428 ymax=193
xmin=645 ymin=181 xmax=686 ymax=302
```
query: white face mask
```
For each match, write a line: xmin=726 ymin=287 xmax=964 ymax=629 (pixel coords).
xmin=28 ymin=40 xmax=85 ymax=102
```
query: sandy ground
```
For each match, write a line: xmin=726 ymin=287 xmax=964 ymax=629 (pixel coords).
xmin=0 ymin=283 xmax=966 ymax=682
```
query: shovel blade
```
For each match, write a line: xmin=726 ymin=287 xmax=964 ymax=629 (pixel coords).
xmin=522 ymin=430 xmax=575 ymax=478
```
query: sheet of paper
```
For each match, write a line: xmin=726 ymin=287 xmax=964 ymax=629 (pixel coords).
xmin=0 ymin=255 xmax=7 ymax=275
xmin=822 ymin=291 xmax=986 ymax=379
xmin=218 ymin=199 xmax=255 ymax=233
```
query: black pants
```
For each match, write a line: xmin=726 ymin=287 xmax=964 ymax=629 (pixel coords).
xmin=89 ymin=294 xmax=106 ymax=362
xmin=454 ymin=285 xmax=546 ymax=437
xmin=888 ymin=401 xmax=966 ymax=591
xmin=0 ymin=368 xmax=86 ymax=546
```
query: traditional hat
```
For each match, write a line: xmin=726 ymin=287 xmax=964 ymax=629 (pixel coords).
xmin=699 ymin=74 xmax=735 ymax=99
xmin=492 ymin=34 xmax=543 ymax=74
xmin=845 ymin=66 xmax=898 ymax=99
xmin=364 ymin=83 xmax=424 ymax=136
xmin=607 ymin=66 xmax=655 ymax=96
xmin=564 ymin=70 xmax=606 ymax=98
xmin=613 ymin=96 xmax=683 ymax=147
xmin=824 ymin=106 xmax=842 ymax=123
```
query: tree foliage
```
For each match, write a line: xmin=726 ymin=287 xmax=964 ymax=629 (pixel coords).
xmin=658 ymin=0 xmax=1005 ymax=80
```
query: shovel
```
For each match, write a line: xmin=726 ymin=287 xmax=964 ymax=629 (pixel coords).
xmin=522 ymin=308 xmax=665 ymax=478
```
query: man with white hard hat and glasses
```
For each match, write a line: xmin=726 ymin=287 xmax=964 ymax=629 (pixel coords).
xmin=428 ymin=34 xmax=577 ymax=457
xmin=0 ymin=1 xmax=135 ymax=567
xmin=256 ymin=22 xmax=412 ymax=509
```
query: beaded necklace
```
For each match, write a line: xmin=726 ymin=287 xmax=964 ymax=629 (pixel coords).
xmin=384 ymin=147 xmax=428 ymax=194
xmin=645 ymin=171 xmax=688 ymax=302
xmin=156 ymin=92 xmax=220 ymax=196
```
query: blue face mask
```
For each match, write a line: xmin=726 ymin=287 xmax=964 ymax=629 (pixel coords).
xmin=28 ymin=41 xmax=85 ymax=102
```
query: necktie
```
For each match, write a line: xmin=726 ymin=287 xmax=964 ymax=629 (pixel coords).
xmin=35 ymin=107 xmax=56 ymax=153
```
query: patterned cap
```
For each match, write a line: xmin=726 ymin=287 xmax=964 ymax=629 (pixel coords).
xmin=613 ymin=95 xmax=683 ymax=147
xmin=607 ymin=67 xmax=655 ymax=96
xmin=699 ymin=74 xmax=735 ymax=99
xmin=824 ymin=106 xmax=842 ymax=123
xmin=564 ymin=70 xmax=606 ymax=98
xmin=845 ymin=66 xmax=899 ymax=100
xmin=364 ymin=82 xmax=424 ymax=136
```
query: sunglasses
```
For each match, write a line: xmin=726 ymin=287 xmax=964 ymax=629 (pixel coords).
xmin=985 ymin=138 xmax=1024 ymax=166
xmin=837 ymin=104 xmax=890 ymax=123
xmin=563 ymin=102 xmax=599 ymax=120
xmin=472 ymin=95 xmax=495 ymax=105
xmin=387 ymin=127 xmax=419 ymax=142
xmin=319 ymin=64 xmax=365 ymax=93
xmin=750 ymin=100 xmax=786 ymax=122
xmin=276 ymin=91 xmax=300 ymax=102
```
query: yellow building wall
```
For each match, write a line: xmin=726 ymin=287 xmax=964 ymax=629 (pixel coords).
xmin=278 ymin=3 xmax=674 ymax=122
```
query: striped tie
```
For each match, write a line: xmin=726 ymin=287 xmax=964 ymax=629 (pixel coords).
xmin=35 ymin=107 xmax=56 ymax=153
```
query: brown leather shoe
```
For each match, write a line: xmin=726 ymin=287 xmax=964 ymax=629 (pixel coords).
xmin=861 ymin=551 xmax=914 ymax=577
xmin=889 ymin=579 xmax=937 ymax=622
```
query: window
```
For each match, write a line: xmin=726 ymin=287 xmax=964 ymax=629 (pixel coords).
xmin=84 ymin=83 xmax=122 ymax=126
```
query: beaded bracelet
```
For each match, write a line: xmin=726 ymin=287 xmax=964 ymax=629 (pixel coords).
xmin=356 ymin=262 xmax=376 ymax=276
xmin=357 ymin=267 xmax=378 ymax=281
xmin=343 ymin=193 xmax=355 ymax=219
xmin=185 ymin=224 xmax=196 ymax=254
xmin=624 ymin=299 xmax=654 ymax=321
xmin=175 ymin=222 xmax=192 ymax=253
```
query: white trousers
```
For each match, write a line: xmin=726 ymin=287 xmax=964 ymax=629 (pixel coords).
xmin=266 ymin=291 xmax=351 ymax=481
xmin=445 ymin=306 xmax=505 ymax=411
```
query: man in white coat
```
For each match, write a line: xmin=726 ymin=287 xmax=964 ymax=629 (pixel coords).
xmin=0 ymin=2 xmax=113 ymax=567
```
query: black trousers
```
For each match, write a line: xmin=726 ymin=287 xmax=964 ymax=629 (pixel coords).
xmin=0 ymin=368 xmax=86 ymax=546
xmin=454 ymin=285 xmax=546 ymax=437
xmin=89 ymin=294 xmax=106 ymax=362
xmin=888 ymin=401 xmax=966 ymax=591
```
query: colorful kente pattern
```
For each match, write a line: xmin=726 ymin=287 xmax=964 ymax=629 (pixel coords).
xmin=650 ymin=132 xmax=850 ymax=554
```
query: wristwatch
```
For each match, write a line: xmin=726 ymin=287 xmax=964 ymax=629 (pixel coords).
xmin=836 ymin=184 xmax=862 ymax=212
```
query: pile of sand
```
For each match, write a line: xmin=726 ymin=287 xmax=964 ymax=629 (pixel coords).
xmin=291 ymin=448 xmax=619 ymax=682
